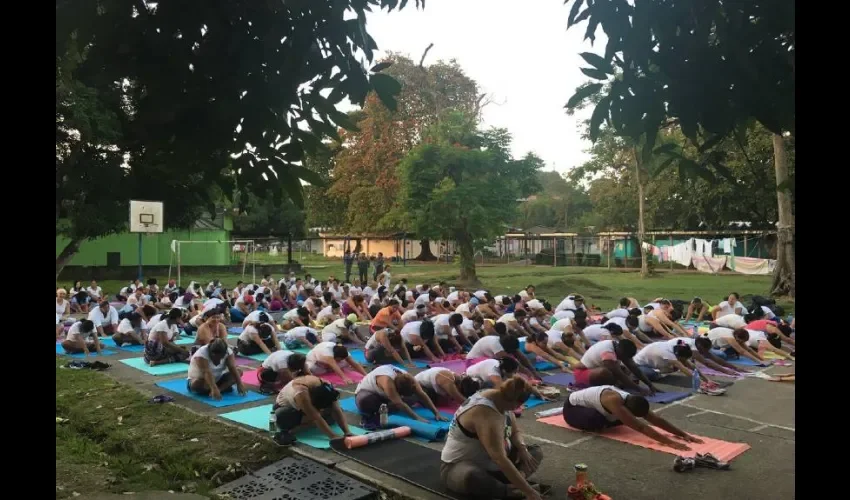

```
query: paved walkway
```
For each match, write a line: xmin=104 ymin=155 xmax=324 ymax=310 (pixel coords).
xmin=78 ymin=337 xmax=795 ymax=500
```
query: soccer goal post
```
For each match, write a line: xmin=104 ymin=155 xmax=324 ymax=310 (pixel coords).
xmin=168 ymin=239 xmax=257 ymax=286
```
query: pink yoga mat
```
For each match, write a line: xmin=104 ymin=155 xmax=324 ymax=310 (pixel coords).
xmin=318 ymin=370 xmax=365 ymax=386
xmin=241 ymin=369 xmax=261 ymax=386
xmin=538 ymin=415 xmax=751 ymax=462
xmin=428 ymin=356 xmax=487 ymax=374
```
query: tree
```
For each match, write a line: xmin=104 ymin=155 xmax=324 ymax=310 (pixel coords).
xmin=563 ymin=0 xmax=795 ymax=296
xmin=516 ymin=171 xmax=592 ymax=231
xmin=327 ymin=53 xmax=482 ymax=259
xmin=56 ymin=0 xmax=420 ymax=276
xmin=303 ymin=144 xmax=346 ymax=231
xmin=398 ymin=113 xmax=541 ymax=284
xmin=232 ymin=195 xmax=306 ymax=240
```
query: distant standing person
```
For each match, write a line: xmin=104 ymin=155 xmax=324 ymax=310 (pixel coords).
xmin=343 ymin=249 xmax=355 ymax=284
xmin=357 ymin=252 xmax=370 ymax=285
xmin=373 ymin=252 xmax=385 ymax=281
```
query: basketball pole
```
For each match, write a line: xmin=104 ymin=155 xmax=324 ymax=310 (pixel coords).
xmin=138 ymin=233 xmax=143 ymax=282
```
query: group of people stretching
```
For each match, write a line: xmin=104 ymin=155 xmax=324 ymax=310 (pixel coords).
xmin=56 ymin=274 xmax=794 ymax=500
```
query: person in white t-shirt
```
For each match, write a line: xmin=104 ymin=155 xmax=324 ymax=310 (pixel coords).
xmin=271 ymin=375 xmax=353 ymax=446
xmin=466 ymin=328 xmax=541 ymax=380
xmin=571 ymin=339 xmax=657 ymax=395
xmin=604 ymin=298 xmax=633 ymax=320
xmin=705 ymin=328 xmax=765 ymax=365
xmin=364 ymin=327 xmax=415 ymax=368
xmin=562 ymin=386 xmax=700 ymax=451
xmin=88 ymin=300 xmax=120 ymax=337
xmin=144 ymin=309 xmax=190 ymax=366
xmin=465 ymin=357 xmax=553 ymax=402
xmin=712 ymin=293 xmax=747 ymax=320
xmin=86 ymin=280 xmax=103 ymax=302
xmin=400 ymin=320 xmax=443 ymax=364
xmin=61 ymin=320 xmax=103 ymax=356
xmin=522 ymin=332 xmax=575 ymax=372
xmin=401 ymin=303 xmax=427 ymax=324
xmin=632 ymin=340 xmax=697 ymax=381
xmin=714 ymin=313 xmax=747 ymax=330
xmin=433 ymin=313 xmax=472 ymax=351
xmin=315 ymin=301 xmax=341 ymax=326
xmin=112 ymin=312 xmax=146 ymax=346
xmin=257 ymin=350 xmax=308 ymax=393
xmin=354 ymin=365 xmax=445 ymax=427
xmin=281 ymin=307 xmax=311 ymax=330
xmin=282 ymin=326 xmax=320 ymax=350
xmin=545 ymin=328 xmax=585 ymax=358
xmin=741 ymin=329 xmax=794 ymax=361
xmin=414 ymin=368 xmax=480 ymax=407
xmin=187 ymin=339 xmax=247 ymax=400
xmin=305 ymin=342 xmax=367 ymax=384
xmin=56 ymin=288 xmax=71 ymax=338
xmin=237 ymin=323 xmax=282 ymax=356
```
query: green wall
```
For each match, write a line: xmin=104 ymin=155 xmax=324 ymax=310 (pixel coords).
xmin=57 ymin=230 xmax=233 ymax=266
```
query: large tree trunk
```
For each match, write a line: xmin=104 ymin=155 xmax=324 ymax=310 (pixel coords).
xmin=56 ymin=238 xmax=82 ymax=280
xmin=633 ymin=148 xmax=648 ymax=278
xmin=770 ymin=134 xmax=795 ymax=298
xmin=414 ymin=238 xmax=437 ymax=261
xmin=286 ymin=233 xmax=293 ymax=264
xmin=456 ymin=228 xmax=480 ymax=286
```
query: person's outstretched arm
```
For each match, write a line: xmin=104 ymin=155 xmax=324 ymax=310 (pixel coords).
xmin=644 ymin=411 xmax=704 ymax=444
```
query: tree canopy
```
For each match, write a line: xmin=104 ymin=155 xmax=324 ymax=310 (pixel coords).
xmin=398 ymin=112 xmax=541 ymax=283
xmin=56 ymin=0 xmax=420 ymax=274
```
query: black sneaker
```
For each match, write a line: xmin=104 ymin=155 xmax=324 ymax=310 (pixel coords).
xmin=273 ymin=431 xmax=297 ymax=447
xmin=89 ymin=361 xmax=111 ymax=371
xmin=360 ymin=414 xmax=380 ymax=431
xmin=673 ymin=456 xmax=696 ymax=472
xmin=694 ymin=453 xmax=730 ymax=470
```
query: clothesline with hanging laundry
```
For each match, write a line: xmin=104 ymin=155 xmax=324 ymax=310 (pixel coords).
xmin=642 ymin=238 xmax=774 ymax=275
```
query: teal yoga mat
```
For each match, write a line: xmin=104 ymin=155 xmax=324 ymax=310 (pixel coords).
xmin=55 ymin=343 xmax=116 ymax=357
xmin=338 ymin=397 xmax=451 ymax=441
xmin=97 ymin=338 xmax=144 ymax=352
xmin=228 ymin=327 xmax=244 ymax=335
xmin=120 ymin=357 xmax=189 ymax=376
xmin=238 ymin=352 xmax=269 ymax=362
xmin=348 ymin=349 xmax=430 ymax=369
xmin=218 ymin=403 xmax=367 ymax=449
xmin=155 ymin=378 xmax=268 ymax=408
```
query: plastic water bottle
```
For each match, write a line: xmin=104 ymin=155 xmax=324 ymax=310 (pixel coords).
xmin=692 ymin=325 xmax=698 ymax=338
xmin=268 ymin=409 xmax=277 ymax=435
xmin=692 ymin=367 xmax=701 ymax=392
xmin=379 ymin=404 xmax=389 ymax=428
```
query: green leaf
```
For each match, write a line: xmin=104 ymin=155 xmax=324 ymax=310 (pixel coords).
xmin=328 ymin=109 xmax=360 ymax=132
xmin=567 ymin=0 xmax=586 ymax=26
xmin=370 ymin=73 xmax=402 ymax=112
xmin=654 ymin=156 xmax=676 ymax=176
xmin=370 ymin=61 xmax=393 ymax=73
xmin=565 ymin=83 xmax=603 ymax=110
xmin=653 ymin=143 xmax=679 ymax=155
xmin=579 ymin=52 xmax=613 ymax=74
xmin=589 ymin=97 xmax=610 ymax=142
xmin=288 ymin=164 xmax=327 ymax=187
xmin=580 ymin=68 xmax=609 ymax=80
xmin=280 ymin=175 xmax=305 ymax=209
xmin=306 ymin=116 xmax=340 ymax=142
xmin=641 ymin=132 xmax=657 ymax=164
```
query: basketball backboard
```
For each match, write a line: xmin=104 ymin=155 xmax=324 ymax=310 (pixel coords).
xmin=130 ymin=200 xmax=164 ymax=233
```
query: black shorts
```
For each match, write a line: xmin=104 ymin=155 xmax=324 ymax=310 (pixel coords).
xmin=273 ymin=407 xmax=304 ymax=432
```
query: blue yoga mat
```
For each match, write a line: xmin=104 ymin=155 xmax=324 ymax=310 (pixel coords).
xmin=533 ymin=359 xmax=558 ymax=371
xmin=238 ymin=352 xmax=269 ymax=362
xmin=338 ymin=397 xmax=451 ymax=441
xmin=728 ymin=357 xmax=765 ymax=367
xmin=643 ymin=390 xmax=692 ymax=404
xmin=218 ymin=403 xmax=367 ymax=449
xmin=228 ymin=327 xmax=244 ymax=335
xmin=154 ymin=378 xmax=268 ymax=408
xmin=120 ymin=357 xmax=189 ymax=376
xmin=348 ymin=349 xmax=430 ymax=369
xmin=56 ymin=343 xmax=116 ymax=357
xmin=97 ymin=338 xmax=144 ymax=352
xmin=522 ymin=396 xmax=550 ymax=410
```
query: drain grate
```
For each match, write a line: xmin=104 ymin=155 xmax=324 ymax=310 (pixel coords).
xmin=215 ymin=457 xmax=378 ymax=500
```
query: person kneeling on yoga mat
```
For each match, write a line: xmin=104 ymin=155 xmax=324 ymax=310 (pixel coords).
xmin=370 ymin=299 xmax=403 ymax=334
xmin=415 ymin=368 xmax=480 ymax=406
xmin=354 ymin=365 xmax=447 ymax=428
xmin=258 ymin=351 xmax=309 ymax=393
xmin=237 ymin=323 xmax=281 ymax=356
xmin=282 ymin=325 xmax=320 ymax=350
xmin=563 ymin=386 xmax=703 ymax=451
xmin=272 ymin=376 xmax=353 ymax=446
xmin=306 ymin=342 xmax=367 ymax=385
xmin=187 ymin=338 xmax=246 ymax=400
xmin=545 ymin=328 xmax=585 ymax=359
xmin=571 ymin=339 xmax=658 ymax=395
xmin=440 ymin=376 xmax=545 ymax=500
xmin=321 ymin=314 xmax=365 ymax=345
xmin=523 ymin=332 xmax=575 ymax=372
xmin=467 ymin=328 xmax=542 ymax=381
xmin=113 ymin=312 xmax=146 ymax=346
xmin=144 ymin=309 xmax=189 ymax=366
xmin=194 ymin=308 xmax=228 ymax=347
xmin=89 ymin=300 xmax=120 ymax=337
xmin=365 ymin=327 xmax=416 ymax=369
xmin=280 ymin=306 xmax=311 ymax=330
xmin=705 ymin=327 xmax=765 ymax=365
xmin=466 ymin=358 xmax=553 ymax=402
xmin=62 ymin=320 xmax=103 ymax=356
xmin=401 ymin=319 xmax=445 ymax=363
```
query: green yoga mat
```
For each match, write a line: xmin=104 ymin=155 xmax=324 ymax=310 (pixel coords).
xmin=237 ymin=352 xmax=269 ymax=362
xmin=120 ymin=357 xmax=189 ymax=376
xmin=218 ymin=403 xmax=367 ymax=449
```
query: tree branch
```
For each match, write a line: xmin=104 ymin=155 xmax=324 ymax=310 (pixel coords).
xmin=418 ymin=43 xmax=434 ymax=69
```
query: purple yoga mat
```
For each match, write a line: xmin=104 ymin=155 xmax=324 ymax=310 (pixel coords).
xmin=630 ymin=390 xmax=692 ymax=404
xmin=427 ymin=357 xmax=487 ymax=374
xmin=542 ymin=373 xmax=577 ymax=386
xmin=234 ymin=357 xmax=257 ymax=367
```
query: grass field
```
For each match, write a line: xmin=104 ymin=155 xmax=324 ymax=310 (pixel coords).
xmin=80 ymin=254 xmax=792 ymax=314
xmin=55 ymin=359 xmax=290 ymax=498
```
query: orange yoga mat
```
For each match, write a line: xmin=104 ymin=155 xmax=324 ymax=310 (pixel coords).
xmin=538 ymin=415 xmax=751 ymax=462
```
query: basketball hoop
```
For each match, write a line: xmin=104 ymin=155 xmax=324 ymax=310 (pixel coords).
xmin=130 ymin=200 xmax=165 ymax=282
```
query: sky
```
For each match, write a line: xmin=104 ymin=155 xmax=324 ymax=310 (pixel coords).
xmin=363 ymin=0 xmax=607 ymax=175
